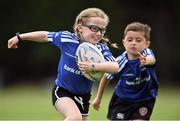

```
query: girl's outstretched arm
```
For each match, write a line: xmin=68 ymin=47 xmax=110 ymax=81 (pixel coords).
xmin=78 ymin=60 xmax=119 ymax=73
xmin=8 ymin=31 xmax=49 ymax=48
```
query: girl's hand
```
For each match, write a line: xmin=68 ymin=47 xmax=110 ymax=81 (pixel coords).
xmin=78 ymin=59 xmax=94 ymax=72
xmin=78 ymin=54 xmax=95 ymax=72
xmin=8 ymin=36 xmax=19 ymax=49
xmin=92 ymin=97 xmax=101 ymax=111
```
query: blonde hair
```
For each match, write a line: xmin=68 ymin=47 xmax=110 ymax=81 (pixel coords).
xmin=124 ymin=22 xmax=151 ymax=41
xmin=73 ymin=8 xmax=119 ymax=49
xmin=73 ymin=8 xmax=109 ymax=34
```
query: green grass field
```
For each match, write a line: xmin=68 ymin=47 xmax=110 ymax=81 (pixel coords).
xmin=0 ymin=85 xmax=180 ymax=120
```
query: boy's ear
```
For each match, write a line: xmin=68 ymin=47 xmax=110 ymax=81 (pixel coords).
xmin=146 ymin=40 xmax=150 ymax=48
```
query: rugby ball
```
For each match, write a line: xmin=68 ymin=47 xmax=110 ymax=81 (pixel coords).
xmin=76 ymin=42 xmax=105 ymax=82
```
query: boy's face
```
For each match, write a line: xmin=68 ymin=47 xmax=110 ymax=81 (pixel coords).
xmin=77 ymin=17 xmax=106 ymax=44
xmin=123 ymin=31 xmax=150 ymax=57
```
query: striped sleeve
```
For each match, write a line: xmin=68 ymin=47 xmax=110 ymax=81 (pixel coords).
xmin=142 ymin=48 xmax=155 ymax=57
xmin=116 ymin=51 xmax=128 ymax=72
xmin=96 ymin=43 xmax=115 ymax=62
xmin=47 ymin=31 xmax=79 ymax=48
xmin=105 ymin=51 xmax=128 ymax=80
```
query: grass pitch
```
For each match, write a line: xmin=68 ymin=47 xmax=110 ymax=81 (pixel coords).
xmin=0 ymin=85 xmax=180 ymax=120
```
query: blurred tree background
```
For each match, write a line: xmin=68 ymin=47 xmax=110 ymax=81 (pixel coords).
xmin=0 ymin=0 xmax=180 ymax=88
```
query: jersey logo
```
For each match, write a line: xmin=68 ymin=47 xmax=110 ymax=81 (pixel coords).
xmin=116 ymin=113 xmax=124 ymax=119
xmin=139 ymin=107 xmax=148 ymax=116
xmin=122 ymin=73 xmax=134 ymax=77
xmin=74 ymin=96 xmax=84 ymax=110
xmin=64 ymin=64 xmax=81 ymax=75
xmin=125 ymin=75 xmax=151 ymax=86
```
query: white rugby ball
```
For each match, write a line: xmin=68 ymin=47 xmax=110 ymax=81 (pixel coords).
xmin=76 ymin=42 xmax=105 ymax=82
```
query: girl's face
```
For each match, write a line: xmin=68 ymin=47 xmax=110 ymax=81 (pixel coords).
xmin=123 ymin=31 xmax=150 ymax=59
xmin=77 ymin=17 xmax=106 ymax=44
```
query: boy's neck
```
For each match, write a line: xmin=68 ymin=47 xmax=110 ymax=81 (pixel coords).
xmin=127 ymin=53 xmax=139 ymax=60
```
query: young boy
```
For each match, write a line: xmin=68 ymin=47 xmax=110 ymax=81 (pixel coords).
xmin=79 ymin=22 xmax=159 ymax=120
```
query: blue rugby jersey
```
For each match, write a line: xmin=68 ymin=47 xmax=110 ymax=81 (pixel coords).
xmin=48 ymin=31 xmax=115 ymax=94
xmin=106 ymin=48 xmax=159 ymax=102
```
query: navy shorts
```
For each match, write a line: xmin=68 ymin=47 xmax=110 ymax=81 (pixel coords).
xmin=52 ymin=85 xmax=91 ymax=116
xmin=107 ymin=92 xmax=156 ymax=120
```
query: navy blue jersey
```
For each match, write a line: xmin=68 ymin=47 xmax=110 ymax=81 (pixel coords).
xmin=48 ymin=31 xmax=115 ymax=95
xmin=106 ymin=48 xmax=159 ymax=102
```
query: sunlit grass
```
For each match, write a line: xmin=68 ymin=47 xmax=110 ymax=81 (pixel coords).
xmin=0 ymin=86 xmax=61 ymax=120
xmin=0 ymin=85 xmax=180 ymax=120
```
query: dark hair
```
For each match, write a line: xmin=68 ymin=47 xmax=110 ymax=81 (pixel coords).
xmin=124 ymin=22 xmax=151 ymax=41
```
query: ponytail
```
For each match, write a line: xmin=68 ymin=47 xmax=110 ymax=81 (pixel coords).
xmin=100 ymin=37 xmax=121 ymax=49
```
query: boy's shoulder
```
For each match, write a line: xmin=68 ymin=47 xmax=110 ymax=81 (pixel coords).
xmin=142 ymin=48 xmax=155 ymax=57
xmin=116 ymin=51 xmax=127 ymax=60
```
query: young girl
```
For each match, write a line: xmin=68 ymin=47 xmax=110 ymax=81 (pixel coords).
xmin=7 ymin=8 xmax=118 ymax=121
xmin=79 ymin=22 xmax=159 ymax=121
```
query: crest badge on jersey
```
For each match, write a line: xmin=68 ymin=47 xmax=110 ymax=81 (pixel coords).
xmin=139 ymin=107 xmax=148 ymax=116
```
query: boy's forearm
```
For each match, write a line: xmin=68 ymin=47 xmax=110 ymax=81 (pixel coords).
xmin=96 ymin=75 xmax=109 ymax=100
xmin=19 ymin=31 xmax=49 ymax=42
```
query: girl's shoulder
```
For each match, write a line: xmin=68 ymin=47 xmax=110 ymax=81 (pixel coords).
xmin=59 ymin=31 xmax=79 ymax=40
xmin=96 ymin=43 xmax=109 ymax=51
xmin=49 ymin=31 xmax=79 ymax=39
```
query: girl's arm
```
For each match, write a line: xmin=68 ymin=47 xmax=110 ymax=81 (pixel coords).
xmin=92 ymin=75 xmax=109 ymax=111
xmin=8 ymin=31 xmax=49 ymax=48
xmin=78 ymin=61 xmax=119 ymax=73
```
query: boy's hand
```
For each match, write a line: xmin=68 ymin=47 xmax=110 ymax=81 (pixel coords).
xmin=137 ymin=52 xmax=156 ymax=65
xmin=92 ymin=97 xmax=101 ymax=111
xmin=137 ymin=52 xmax=146 ymax=65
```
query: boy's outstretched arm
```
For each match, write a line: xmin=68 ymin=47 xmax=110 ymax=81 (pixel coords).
xmin=8 ymin=31 xmax=49 ymax=49
xmin=92 ymin=75 xmax=109 ymax=111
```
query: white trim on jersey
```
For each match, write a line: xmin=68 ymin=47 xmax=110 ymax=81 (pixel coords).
xmin=105 ymin=52 xmax=128 ymax=80
xmin=143 ymin=48 xmax=154 ymax=56
xmin=96 ymin=44 xmax=109 ymax=51
xmin=48 ymin=38 xmax=53 ymax=42
xmin=116 ymin=52 xmax=128 ymax=72
xmin=106 ymin=56 xmax=116 ymax=61
xmin=47 ymin=32 xmax=55 ymax=42
xmin=48 ymin=31 xmax=79 ymax=43
xmin=61 ymin=38 xmax=79 ymax=43
xmin=55 ymin=86 xmax=60 ymax=100
xmin=119 ymin=59 xmax=128 ymax=72
xmin=74 ymin=96 xmax=84 ymax=110
xmin=105 ymin=73 xmax=114 ymax=80
xmin=54 ymin=86 xmax=60 ymax=110
xmin=61 ymin=34 xmax=75 ymax=39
